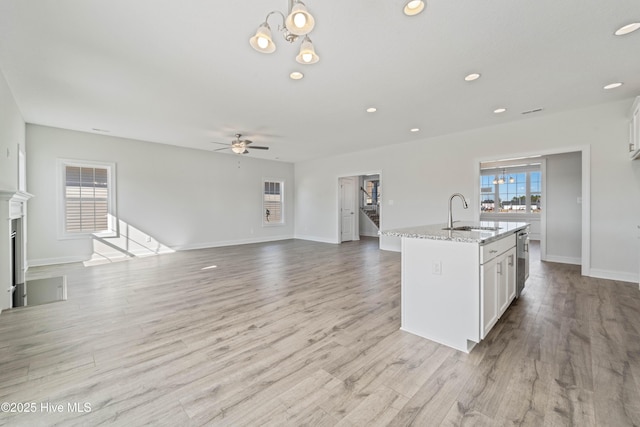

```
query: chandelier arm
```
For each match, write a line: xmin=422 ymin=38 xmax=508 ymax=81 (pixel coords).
xmin=264 ymin=11 xmax=286 ymax=32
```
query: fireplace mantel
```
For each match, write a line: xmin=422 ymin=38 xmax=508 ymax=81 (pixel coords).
xmin=0 ymin=190 xmax=33 ymax=313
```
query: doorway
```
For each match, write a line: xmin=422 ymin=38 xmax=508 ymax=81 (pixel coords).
xmin=339 ymin=177 xmax=357 ymax=242
xmin=476 ymin=146 xmax=590 ymax=276
xmin=338 ymin=172 xmax=383 ymax=244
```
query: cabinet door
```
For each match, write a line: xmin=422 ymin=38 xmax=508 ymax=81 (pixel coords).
xmin=497 ymin=248 xmax=517 ymax=316
xmin=481 ymin=258 xmax=499 ymax=339
xmin=497 ymin=255 xmax=508 ymax=314
xmin=506 ymin=248 xmax=517 ymax=303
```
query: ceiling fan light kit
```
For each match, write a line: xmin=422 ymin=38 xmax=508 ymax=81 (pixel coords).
xmin=212 ymin=134 xmax=270 ymax=155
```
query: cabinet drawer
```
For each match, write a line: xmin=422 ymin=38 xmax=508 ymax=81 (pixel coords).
xmin=481 ymin=233 xmax=516 ymax=264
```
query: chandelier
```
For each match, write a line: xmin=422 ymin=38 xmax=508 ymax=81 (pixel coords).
xmin=249 ymin=0 xmax=319 ymax=65
xmin=493 ymin=168 xmax=515 ymax=185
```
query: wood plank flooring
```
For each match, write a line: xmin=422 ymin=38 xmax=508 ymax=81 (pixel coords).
xmin=1 ymin=237 xmax=639 ymax=426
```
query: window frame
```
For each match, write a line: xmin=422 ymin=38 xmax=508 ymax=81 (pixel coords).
xmin=57 ymin=159 xmax=118 ymax=239
xmin=262 ymin=178 xmax=285 ymax=227
xmin=480 ymin=164 xmax=542 ymax=219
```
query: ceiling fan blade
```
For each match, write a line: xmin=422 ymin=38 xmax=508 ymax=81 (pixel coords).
xmin=210 ymin=141 xmax=229 ymax=146
xmin=249 ymin=146 xmax=269 ymax=150
xmin=242 ymin=150 xmax=249 ymax=154
xmin=242 ymin=139 xmax=253 ymax=145
xmin=214 ymin=147 xmax=229 ymax=151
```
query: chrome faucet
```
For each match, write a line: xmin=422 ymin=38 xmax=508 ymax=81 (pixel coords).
xmin=448 ymin=193 xmax=469 ymax=229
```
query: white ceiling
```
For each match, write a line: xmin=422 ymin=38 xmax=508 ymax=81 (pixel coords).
xmin=0 ymin=0 xmax=639 ymax=163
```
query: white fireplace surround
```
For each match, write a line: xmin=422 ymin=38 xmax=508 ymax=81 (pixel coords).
xmin=0 ymin=190 xmax=33 ymax=313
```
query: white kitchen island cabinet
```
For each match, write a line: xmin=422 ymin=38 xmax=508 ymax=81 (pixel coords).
xmin=382 ymin=221 xmax=527 ymax=353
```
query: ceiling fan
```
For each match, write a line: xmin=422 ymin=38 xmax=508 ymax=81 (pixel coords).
xmin=211 ymin=133 xmax=269 ymax=155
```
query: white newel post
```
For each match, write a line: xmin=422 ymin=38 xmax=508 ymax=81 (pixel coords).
xmin=0 ymin=190 xmax=33 ymax=313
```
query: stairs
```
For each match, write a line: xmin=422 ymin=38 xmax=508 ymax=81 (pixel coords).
xmin=362 ymin=209 xmax=379 ymax=228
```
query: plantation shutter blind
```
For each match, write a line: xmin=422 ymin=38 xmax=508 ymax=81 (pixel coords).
xmin=64 ymin=165 xmax=109 ymax=233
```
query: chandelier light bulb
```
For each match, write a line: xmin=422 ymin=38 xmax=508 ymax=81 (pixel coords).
xmin=285 ymin=2 xmax=315 ymax=35
xmin=257 ymin=37 xmax=269 ymax=49
xmin=295 ymin=35 xmax=319 ymax=64
xmin=249 ymin=23 xmax=276 ymax=53
xmin=293 ymin=12 xmax=307 ymax=28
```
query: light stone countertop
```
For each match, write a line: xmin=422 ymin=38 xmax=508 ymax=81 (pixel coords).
xmin=380 ymin=221 xmax=529 ymax=244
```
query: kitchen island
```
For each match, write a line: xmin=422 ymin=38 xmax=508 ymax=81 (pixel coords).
xmin=381 ymin=221 xmax=528 ymax=353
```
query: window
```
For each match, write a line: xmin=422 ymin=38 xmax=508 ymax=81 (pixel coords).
xmin=58 ymin=159 xmax=117 ymax=238
xmin=363 ymin=178 xmax=380 ymax=207
xmin=263 ymin=179 xmax=284 ymax=225
xmin=480 ymin=166 xmax=541 ymax=215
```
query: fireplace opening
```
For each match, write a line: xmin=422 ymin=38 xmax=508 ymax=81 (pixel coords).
xmin=11 ymin=219 xmax=26 ymax=307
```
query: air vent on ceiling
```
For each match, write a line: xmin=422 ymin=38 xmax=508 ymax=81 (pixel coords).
xmin=521 ymin=108 xmax=544 ymax=115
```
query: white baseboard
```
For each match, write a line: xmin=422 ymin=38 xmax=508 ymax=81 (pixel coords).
xmin=360 ymin=232 xmax=380 ymax=238
xmin=174 ymin=235 xmax=294 ymax=251
xmin=29 ymin=255 xmax=89 ymax=267
xmin=542 ymin=255 xmax=581 ymax=265
xmin=589 ymin=268 xmax=640 ymax=284
xmin=293 ymin=234 xmax=340 ymax=244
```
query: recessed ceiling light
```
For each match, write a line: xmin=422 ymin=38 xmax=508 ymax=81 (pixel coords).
xmin=410 ymin=128 xmax=420 ymax=132
xmin=493 ymin=108 xmax=507 ymax=114
xmin=614 ymin=22 xmax=640 ymax=36
xmin=289 ymin=71 xmax=304 ymax=80
xmin=403 ymin=0 xmax=425 ymax=16
xmin=464 ymin=73 xmax=481 ymax=82
xmin=366 ymin=107 xmax=377 ymax=113
xmin=603 ymin=82 xmax=623 ymax=90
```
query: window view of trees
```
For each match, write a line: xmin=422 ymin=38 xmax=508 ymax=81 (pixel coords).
xmin=480 ymin=170 xmax=541 ymax=214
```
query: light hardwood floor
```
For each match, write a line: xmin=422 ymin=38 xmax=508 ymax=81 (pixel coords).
xmin=1 ymin=237 xmax=639 ymax=426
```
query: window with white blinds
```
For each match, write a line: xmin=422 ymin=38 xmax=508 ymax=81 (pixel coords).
xmin=263 ymin=179 xmax=284 ymax=225
xmin=59 ymin=160 xmax=117 ymax=238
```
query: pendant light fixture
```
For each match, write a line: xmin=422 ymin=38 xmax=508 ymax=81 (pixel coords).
xmin=250 ymin=0 xmax=319 ymax=65
xmin=493 ymin=168 xmax=514 ymax=185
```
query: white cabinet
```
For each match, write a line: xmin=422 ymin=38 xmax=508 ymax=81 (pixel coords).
xmin=480 ymin=236 xmax=516 ymax=339
xmin=630 ymin=96 xmax=640 ymax=160
xmin=481 ymin=255 xmax=499 ymax=338
xmin=393 ymin=222 xmax=527 ymax=353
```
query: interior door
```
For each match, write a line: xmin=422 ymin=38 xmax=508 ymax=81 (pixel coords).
xmin=340 ymin=177 xmax=356 ymax=242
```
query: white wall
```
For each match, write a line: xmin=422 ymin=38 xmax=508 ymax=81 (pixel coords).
xmin=0 ymin=69 xmax=24 ymax=191
xmin=545 ymin=151 xmax=582 ymax=264
xmin=26 ymin=125 xmax=295 ymax=265
xmin=294 ymin=98 xmax=640 ymax=283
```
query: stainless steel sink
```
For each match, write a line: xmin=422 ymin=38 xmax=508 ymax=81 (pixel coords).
xmin=442 ymin=226 xmax=502 ymax=231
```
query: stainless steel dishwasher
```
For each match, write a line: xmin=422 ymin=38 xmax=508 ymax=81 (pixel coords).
xmin=516 ymin=227 xmax=530 ymax=298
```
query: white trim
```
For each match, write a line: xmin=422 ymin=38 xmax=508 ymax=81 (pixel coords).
xmin=540 ymin=159 xmax=548 ymax=262
xmin=543 ymin=255 xmax=581 ymax=265
xmin=29 ymin=255 xmax=89 ymax=267
xmin=589 ymin=268 xmax=639 ymax=284
xmin=581 ymin=146 xmax=590 ymax=276
xmin=336 ymin=169 xmax=383 ymax=247
xmin=173 ymin=234 xmax=294 ymax=251
xmin=294 ymin=234 xmax=340 ymax=244
xmin=57 ymin=158 xmax=118 ymax=240
xmin=474 ymin=145 xmax=590 ymax=276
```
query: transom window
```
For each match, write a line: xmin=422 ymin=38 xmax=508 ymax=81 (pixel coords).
xmin=58 ymin=159 xmax=117 ymax=238
xmin=263 ymin=179 xmax=284 ymax=225
xmin=480 ymin=166 xmax=541 ymax=215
